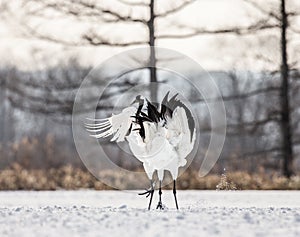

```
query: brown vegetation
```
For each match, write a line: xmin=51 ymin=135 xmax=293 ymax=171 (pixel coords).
xmin=0 ymin=163 xmax=299 ymax=191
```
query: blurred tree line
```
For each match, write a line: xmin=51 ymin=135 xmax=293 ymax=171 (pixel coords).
xmin=1 ymin=0 xmax=300 ymax=178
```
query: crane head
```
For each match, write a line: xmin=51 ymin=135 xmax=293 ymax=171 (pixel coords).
xmin=131 ymin=95 xmax=145 ymax=105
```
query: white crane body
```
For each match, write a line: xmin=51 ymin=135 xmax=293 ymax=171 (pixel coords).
xmin=86 ymin=92 xmax=196 ymax=209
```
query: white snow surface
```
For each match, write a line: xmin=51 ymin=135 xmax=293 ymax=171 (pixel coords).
xmin=0 ymin=190 xmax=300 ymax=237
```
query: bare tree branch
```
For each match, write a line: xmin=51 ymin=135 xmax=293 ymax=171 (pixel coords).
xmin=23 ymin=1 xmax=100 ymax=19
xmin=241 ymin=147 xmax=282 ymax=157
xmin=21 ymin=22 xmax=148 ymax=47
xmin=201 ymin=116 xmax=280 ymax=135
xmin=222 ymin=86 xmax=280 ymax=101
xmin=228 ymin=117 xmax=280 ymax=128
xmin=24 ymin=1 xmax=147 ymax=23
xmin=21 ymin=23 xmax=86 ymax=47
xmin=195 ymin=86 xmax=280 ymax=103
xmin=99 ymin=8 xmax=147 ymax=24
xmin=117 ymin=0 xmax=148 ymax=7
xmin=82 ymin=33 xmax=147 ymax=46
xmin=157 ymin=21 xmax=279 ymax=39
xmin=287 ymin=11 xmax=300 ymax=17
xmin=66 ymin=1 xmax=147 ymax=23
xmin=155 ymin=0 xmax=195 ymax=17
xmin=243 ymin=0 xmax=281 ymax=21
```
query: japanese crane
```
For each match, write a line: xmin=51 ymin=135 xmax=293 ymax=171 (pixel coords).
xmin=85 ymin=92 xmax=196 ymax=210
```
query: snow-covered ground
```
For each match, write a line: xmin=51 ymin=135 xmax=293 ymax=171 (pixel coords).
xmin=0 ymin=190 xmax=300 ymax=237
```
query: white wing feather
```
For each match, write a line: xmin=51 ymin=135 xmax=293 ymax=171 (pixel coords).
xmin=167 ymin=107 xmax=196 ymax=164
xmin=85 ymin=106 xmax=137 ymax=142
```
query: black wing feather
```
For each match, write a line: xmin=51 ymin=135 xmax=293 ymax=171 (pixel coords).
xmin=146 ymin=99 xmax=160 ymax=123
xmin=161 ymin=92 xmax=195 ymax=142
xmin=130 ymin=92 xmax=195 ymax=142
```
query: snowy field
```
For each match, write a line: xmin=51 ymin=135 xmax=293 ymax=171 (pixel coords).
xmin=0 ymin=190 xmax=300 ymax=237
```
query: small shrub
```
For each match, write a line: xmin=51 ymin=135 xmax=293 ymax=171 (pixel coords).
xmin=216 ymin=172 xmax=238 ymax=191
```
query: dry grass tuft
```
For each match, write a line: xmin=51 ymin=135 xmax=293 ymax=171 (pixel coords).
xmin=216 ymin=172 xmax=237 ymax=191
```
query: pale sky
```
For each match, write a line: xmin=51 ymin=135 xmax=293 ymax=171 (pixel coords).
xmin=1 ymin=0 xmax=300 ymax=71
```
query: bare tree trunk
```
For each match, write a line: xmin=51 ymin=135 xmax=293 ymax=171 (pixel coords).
xmin=280 ymin=0 xmax=293 ymax=178
xmin=0 ymin=77 xmax=7 ymax=143
xmin=148 ymin=0 xmax=157 ymax=102
xmin=0 ymin=92 xmax=4 ymax=142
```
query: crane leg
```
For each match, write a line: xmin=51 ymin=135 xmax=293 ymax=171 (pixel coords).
xmin=173 ymin=180 xmax=179 ymax=210
xmin=156 ymin=180 xmax=164 ymax=210
xmin=138 ymin=179 xmax=155 ymax=210
xmin=147 ymin=180 xmax=154 ymax=210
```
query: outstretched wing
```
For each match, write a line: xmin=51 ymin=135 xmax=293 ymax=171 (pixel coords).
xmin=161 ymin=92 xmax=195 ymax=142
xmin=85 ymin=106 xmax=137 ymax=142
xmin=167 ymin=106 xmax=196 ymax=160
